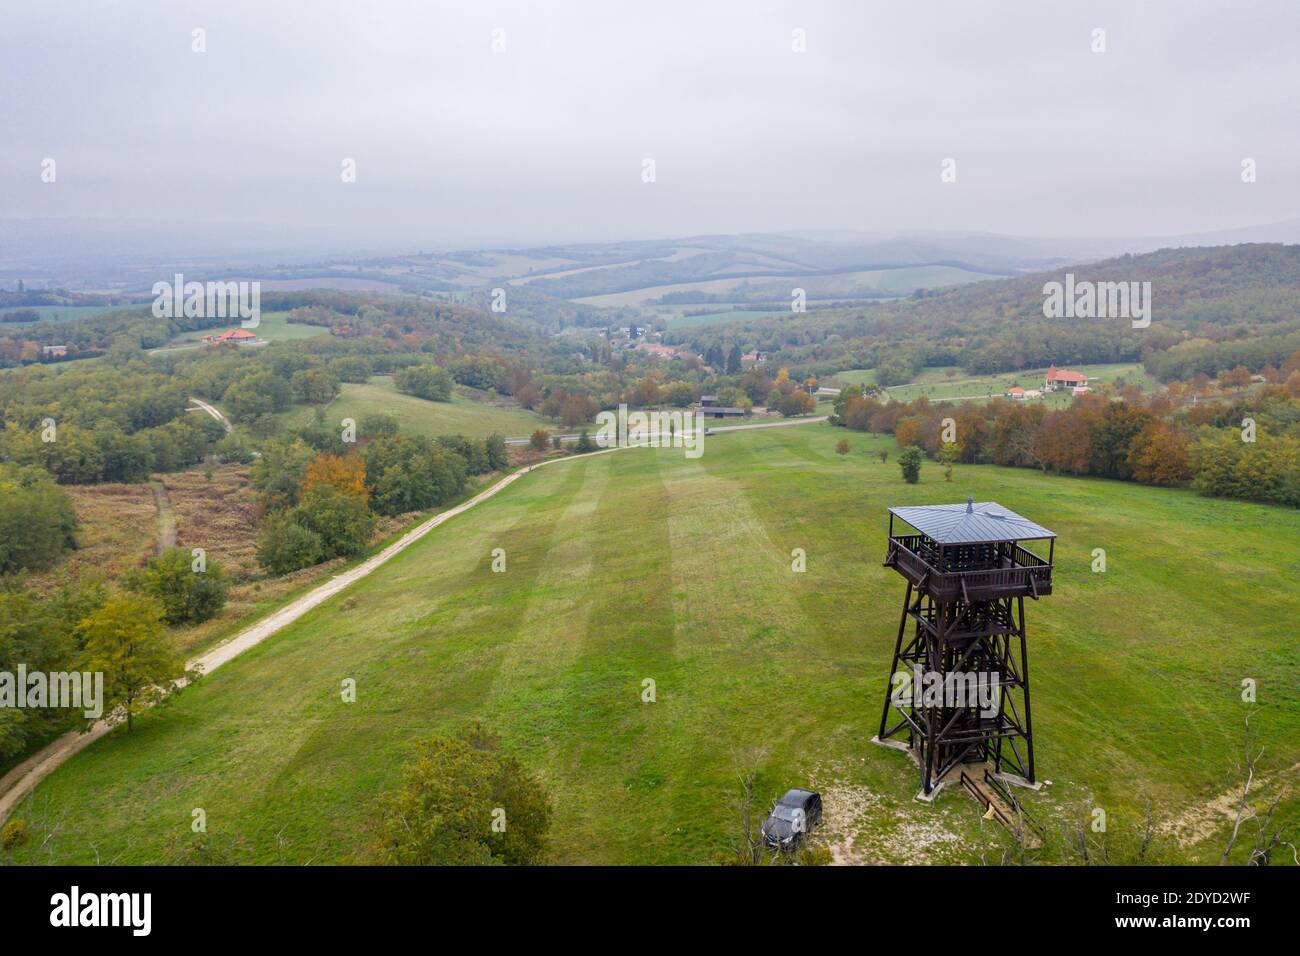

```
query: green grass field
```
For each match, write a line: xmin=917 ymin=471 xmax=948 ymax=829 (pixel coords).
xmin=9 ymin=424 xmax=1296 ymax=865
xmin=159 ymin=311 xmax=331 ymax=348
xmin=833 ymin=363 xmax=1159 ymax=406
xmin=0 ymin=303 xmax=145 ymax=324
xmin=278 ymin=376 xmax=554 ymax=439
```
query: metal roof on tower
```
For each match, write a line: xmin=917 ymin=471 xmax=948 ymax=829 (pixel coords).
xmin=888 ymin=494 xmax=1056 ymax=545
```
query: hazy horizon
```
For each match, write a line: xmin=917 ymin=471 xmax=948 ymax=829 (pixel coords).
xmin=3 ymin=1 xmax=1298 ymax=249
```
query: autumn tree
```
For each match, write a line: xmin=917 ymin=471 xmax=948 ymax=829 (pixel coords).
xmin=301 ymin=453 xmax=368 ymax=504
xmin=80 ymin=595 xmax=192 ymax=733
xmin=1126 ymin=421 xmax=1191 ymax=486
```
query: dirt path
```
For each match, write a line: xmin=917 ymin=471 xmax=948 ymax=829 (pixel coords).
xmin=188 ymin=396 xmax=232 ymax=433
xmin=0 ymin=417 xmax=830 ymax=825
xmin=150 ymin=481 xmax=177 ymax=554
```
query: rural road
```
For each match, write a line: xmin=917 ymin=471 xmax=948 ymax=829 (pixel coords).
xmin=0 ymin=414 xmax=827 ymax=824
xmin=504 ymin=414 xmax=828 ymax=444
xmin=188 ymin=396 xmax=233 ymax=433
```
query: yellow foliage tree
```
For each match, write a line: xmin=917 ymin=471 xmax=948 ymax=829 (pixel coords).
xmin=301 ymin=453 xmax=368 ymax=505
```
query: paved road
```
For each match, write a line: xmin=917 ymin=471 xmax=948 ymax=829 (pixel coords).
xmin=504 ymin=414 xmax=826 ymax=445
xmin=0 ymin=414 xmax=827 ymax=824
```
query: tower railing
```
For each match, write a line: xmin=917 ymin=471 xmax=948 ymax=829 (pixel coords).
xmin=884 ymin=533 xmax=1052 ymax=601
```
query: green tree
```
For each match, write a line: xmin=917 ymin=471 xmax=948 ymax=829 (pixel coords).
xmin=292 ymin=485 xmax=374 ymax=558
xmin=125 ymin=547 xmax=228 ymax=626
xmin=937 ymin=441 xmax=959 ymax=481
xmin=362 ymin=435 xmax=469 ymax=516
xmin=899 ymin=446 xmax=923 ymax=484
xmin=394 ymin=364 xmax=454 ymax=401
xmin=0 ymin=464 xmax=76 ymax=574
xmin=291 ymin=367 xmax=341 ymax=406
xmin=484 ymin=433 xmax=509 ymax=470
xmin=0 ymin=591 xmax=79 ymax=756
xmin=576 ymin=429 xmax=596 ymax=453
xmin=371 ymin=725 xmax=551 ymax=866
xmin=361 ymin=413 xmax=400 ymax=438
xmin=726 ymin=345 xmax=742 ymax=375
xmin=256 ymin=511 xmax=324 ymax=574
xmin=80 ymin=595 xmax=191 ymax=733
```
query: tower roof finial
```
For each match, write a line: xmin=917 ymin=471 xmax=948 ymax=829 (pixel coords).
xmin=966 ymin=493 xmax=974 ymax=513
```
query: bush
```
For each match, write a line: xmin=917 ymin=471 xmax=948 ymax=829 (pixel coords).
xmin=292 ymin=486 xmax=374 ymax=559
xmin=1 ymin=819 xmax=30 ymax=850
xmin=361 ymin=413 xmax=400 ymax=438
xmin=257 ymin=512 xmax=324 ymax=574
xmin=835 ymin=439 xmax=850 ymax=456
xmin=529 ymin=430 xmax=550 ymax=451
xmin=899 ymin=446 xmax=923 ymax=484
xmin=576 ymin=430 xmax=596 ymax=453
xmin=125 ymin=547 xmax=228 ymax=626
xmin=370 ymin=724 xmax=551 ymax=866
xmin=394 ymin=364 xmax=454 ymax=401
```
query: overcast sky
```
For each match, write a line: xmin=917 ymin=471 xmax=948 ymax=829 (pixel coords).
xmin=2 ymin=0 xmax=1297 ymax=248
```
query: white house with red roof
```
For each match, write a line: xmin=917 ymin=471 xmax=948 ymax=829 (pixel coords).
xmin=1044 ymin=364 xmax=1089 ymax=392
xmin=203 ymin=328 xmax=262 ymax=346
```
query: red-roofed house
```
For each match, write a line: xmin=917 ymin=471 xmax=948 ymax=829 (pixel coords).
xmin=1005 ymin=386 xmax=1026 ymax=400
xmin=203 ymin=328 xmax=261 ymax=346
xmin=1044 ymin=364 xmax=1088 ymax=391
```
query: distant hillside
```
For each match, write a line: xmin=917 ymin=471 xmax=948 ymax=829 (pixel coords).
xmin=671 ymin=244 xmax=1300 ymax=380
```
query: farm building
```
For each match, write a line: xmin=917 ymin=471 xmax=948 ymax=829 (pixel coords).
xmin=1044 ymin=364 xmax=1088 ymax=391
xmin=203 ymin=328 xmax=262 ymax=346
xmin=41 ymin=345 xmax=68 ymax=357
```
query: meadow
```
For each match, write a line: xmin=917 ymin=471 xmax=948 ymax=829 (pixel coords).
xmin=833 ymin=363 xmax=1160 ymax=405
xmin=278 ymin=375 xmax=554 ymax=440
xmin=8 ymin=424 xmax=1296 ymax=865
xmin=156 ymin=311 xmax=331 ymax=349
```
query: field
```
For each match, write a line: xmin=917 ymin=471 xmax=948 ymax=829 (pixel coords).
xmin=278 ymin=376 xmax=554 ymax=439
xmin=20 ymin=483 xmax=159 ymax=595
xmin=833 ymin=363 xmax=1160 ymax=406
xmin=665 ymin=309 xmax=783 ymax=330
xmin=9 ymin=424 xmax=1297 ymax=865
xmin=155 ymin=311 xmax=330 ymax=350
xmin=0 ymin=303 xmax=144 ymax=324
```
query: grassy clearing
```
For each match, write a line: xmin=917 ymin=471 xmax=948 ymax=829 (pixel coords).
xmin=279 ymin=376 xmax=553 ymax=440
xmin=159 ymin=311 xmax=330 ymax=349
xmin=833 ymin=363 xmax=1159 ymax=406
xmin=0 ymin=304 xmax=144 ymax=324
xmin=9 ymin=424 xmax=1296 ymax=865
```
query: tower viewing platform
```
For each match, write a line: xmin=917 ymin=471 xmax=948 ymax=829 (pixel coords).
xmin=884 ymin=497 xmax=1055 ymax=602
xmin=877 ymin=495 xmax=1057 ymax=797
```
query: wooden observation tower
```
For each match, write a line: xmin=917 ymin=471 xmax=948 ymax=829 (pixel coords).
xmin=877 ymin=496 xmax=1055 ymax=797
